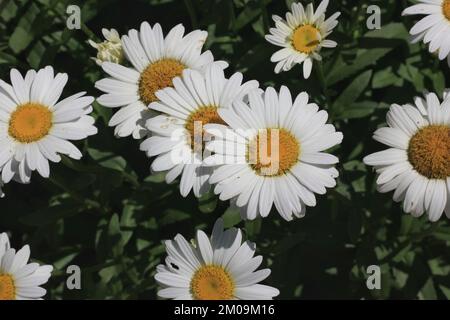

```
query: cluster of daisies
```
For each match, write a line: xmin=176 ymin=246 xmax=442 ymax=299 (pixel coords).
xmin=0 ymin=0 xmax=449 ymax=300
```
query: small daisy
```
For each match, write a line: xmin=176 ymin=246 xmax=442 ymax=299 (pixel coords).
xmin=364 ymin=90 xmax=450 ymax=221
xmin=265 ymin=0 xmax=340 ymax=79
xmin=96 ymin=22 xmax=227 ymax=139
xmin=0 ymin=232 xmax=53 ymax=300
xmin=88 ymin=28 xmax=124 ymax=66
xmin=0 ymin=66 xmax=97 ymax=184
xmin=155 ymin=218 xmax=280 ymax=300
xmin=139 ymin=64 xmax=258 ymax=198
xmin=0 ymin=180 xmax=4 ymax=198
xmin=204 ymin=86 xmax=343 ymax=221
xmin=402 ymin=0 xmax=450 ymax=67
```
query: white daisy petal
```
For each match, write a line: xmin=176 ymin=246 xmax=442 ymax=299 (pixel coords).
xmin=157 ymin=287 xmax=190 ymax=299
xmin=196 ymin=230 xmax=213 ymax=265
xmin=0 ymin=233 xmax=52 ymax=300
xmin=155 ymin=272 xmax=190 ymax=288
xmin=234 ymin=284 xmax=280 ymax=300
xmin=403 ymin=1 xmax=450 ymax=63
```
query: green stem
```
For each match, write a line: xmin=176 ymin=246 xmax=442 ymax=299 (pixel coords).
xmin=183 ymin=0 xmax=198 ymax=29
xmin=379 ymin=223 xmax=439 ymax=264
xmin=259 ymin=0 xmax=270 ymax=33
xmin=316 ymin=62 xmax=331 ymax=108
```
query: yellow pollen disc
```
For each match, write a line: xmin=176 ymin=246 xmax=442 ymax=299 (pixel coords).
xmin=408 ymin=125 xmax=450 ymax=179
xmin=185 ymin=106 xmax=226 ymax=151
xmin=138 ymin=59 xmax=185 ymax=105
xmin=190 ymin=265 xmax=235 ymax=300
xmin=249 ymin=128 xmax=300 ymax=176
xmin=292 ymin=25 xmax=320 ymax=54
xmin=0 ymin=274 xmax=16 ymax=300
xmin=443 ymin=0 xmax=450 ymax=20
xmin=8 ymin=103 xmax=53 ymax=143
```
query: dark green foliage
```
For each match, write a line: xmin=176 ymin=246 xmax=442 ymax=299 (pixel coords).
xmin=0 ymin=0 xmax=449 ymax=300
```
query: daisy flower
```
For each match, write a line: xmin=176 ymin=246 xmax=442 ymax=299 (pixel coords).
xmin=265 ymin=0 xmax=340 ymax=79
xmin=402 ymin=0 xmax=450 ymax=67
xmin=364 ymin=90 xmax=450 ymax=221
xmin=95 ymin=22 xmax=227 ymax=139
xmin=155 ymin=218 xmax=280 ymax=300
xmin=88 ymin=28 xmax=124 ymax=66
xmin=139 ymin=64 xmax=258 ymax=198
xmin=0 ymin=66 xmax=97 ymax=184
xmin=0 ymin=232 xmax=53 ymax=300
xmin=0 ymin=180 xmax=4 ymax=198
xmin=204 ymin=86 xmax=343 ymax=221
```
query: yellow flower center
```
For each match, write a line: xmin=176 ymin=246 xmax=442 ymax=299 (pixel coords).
xmin=443 ymin=0 xmax=450 ymax=20
xmin=248 ymin=128 xmax=300 ymax=176
xmin=292 ymin=25 xmax=320 ymax=54
xmin=8 ymin=103 xmax=53 ymax=143
xmin=408 ymin=125 xmax=450 ymax=179
xmin=138 ymin=59 xmax=185 ymax=105
xmin=0 ymin=274 xmax=16 ymax=300
xmin=190 ymin=265 xmax=235 ymax=300
xmin=185 ymin=106 xmax=226 ymax=151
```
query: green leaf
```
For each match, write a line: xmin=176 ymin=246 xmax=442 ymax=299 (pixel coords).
xmin=234 ymin=1 xmax=263 ymax=31
xmin=20 ymin=202 xmax=83 ymax=226
xmin=333 ymin=70 xmax=373 ymax=116
xmin=8 ymin=2 xmax=41 ymax=53
xmin=222 ymin=206 xmax=242 ymax=228
xmin=372 ymin=67 xmax=403 ymax=89
xmin=363 ymin=22 xmax=408 ymax=40
xmin=160 ymin=209 xmax=190 ymax=225
xmin=335 ymin=101 xmax=378 ymax=120
xmin=245 ymin=219 xmax=261 ymax=238
xmin=327 ymin=49 xmax=389 ymax=85
xmin=88 ymin=148 xmax=127 ymax=172
xmin=9 ymin=25 xmax=34 ymax=53
xmin=87 ymin=148 xmax=138 ymax=186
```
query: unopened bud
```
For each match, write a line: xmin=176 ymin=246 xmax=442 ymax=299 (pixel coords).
xmin=88 ymin=28 xmax=123 ymax=66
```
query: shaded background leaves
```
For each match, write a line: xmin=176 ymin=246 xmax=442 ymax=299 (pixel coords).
xmin=0 ymin=0 xmax=449 ymax=299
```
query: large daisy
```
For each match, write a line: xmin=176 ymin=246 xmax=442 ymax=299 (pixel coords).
xmin=155 ymin=218 xmax=280 ymax=300
xmin=402 ymin=0 xmax=450 ymax=67
xmin=265 ymin=0 xmax=340 ymax=79
xmin=204 ymin=86 xmax=343 ymax=221
xmin=139 ymin=64 xmax=258 ymax=198
xmin=0 ymin=66 xmax=97 ymax=185
xmin=0 ymin=232 xmax=53 ymax=300
xmin=95 ymin=22 xmax=227 ymax=139
xmin=364 ymin=90 xmax=450 ymax=221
